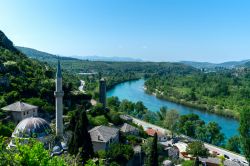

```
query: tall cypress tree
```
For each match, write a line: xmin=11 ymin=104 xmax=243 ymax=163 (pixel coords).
xmin=194 ymin=156 xmax=200 ymax=166
xmin=239 ymin=108 xmax=250 ymax=163
xmin=149 ymin=133 xmax=158 ymax=166
xmin=68 ymin=109 xmax=94 ymax=161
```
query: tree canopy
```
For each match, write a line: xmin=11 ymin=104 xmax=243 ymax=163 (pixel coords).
xmin=239 ymin=108 xmax=250 ymax=163
xmin=186 ymin=141 xmax=209 ymax=157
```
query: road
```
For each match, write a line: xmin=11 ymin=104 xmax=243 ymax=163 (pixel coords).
xmin=130 ymin=116 xmax=248 ymax=165
xmin=78 ymin=80 xmax=86 ymax=93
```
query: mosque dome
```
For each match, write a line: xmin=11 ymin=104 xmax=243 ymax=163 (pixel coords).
xmin=12 ymin=117 xmax=52 ymax=138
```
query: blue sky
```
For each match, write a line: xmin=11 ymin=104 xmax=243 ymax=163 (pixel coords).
xmin=0 ymin=0 xmax=250 ymax=62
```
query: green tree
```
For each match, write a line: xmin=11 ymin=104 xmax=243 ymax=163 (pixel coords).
xmin=88 ymin=115 xmax=109 ymax=126
xmin=134 ymin=101 xmax=146 ymax=118
xmin=90 ymin=103 xmax=105 ymax=116
xmin=226 ymin=136 xmax=241 ymax=153
xmin=218 ymin=155 xmax=225 ymax=166
xmin=107 ymin=144 xmax=134 ymax=165
xmin=107 ymin=96 xmax=120 ymax=109
xmin=182 ymin=160 xmax=195 ymax=166
xmin=68 ymin=109 xmax=94 ymax=161
xmin=142 ymin=137 xmax=153 ymax=155
xmin=195 ymin=125 xmax=209 ymax=142
xmin=156 ymin=106 xmax=167 ymax=121
xmin=119 ymin=99 xmax=134 ymax=114
xmin=67 ymin=110 xmax=78 ymax=131
xmin=107 ymin=111 xmax=123 ymax=125
xmin=186 ymin=141 xmax=209 ymax=157
xmin=206 ymin=122 xmax=224 ymax=146
xmin=0 ymin=137 xmax=67 ymax=166
xmin=163 ymin=110 xmax=179 ymax=138
xmin=193 ymin=120 xmax=224 ymax=146
xmin=239 ymin=108 xmax=250 ymax=163
xmin=149 ymin=133 xmax=158 ymax=166
xmin=0 ymin=122 xmax=14 ymax=137
xmin=177 ymin=114 xmax=203 ymax=137
xmin=194 ymin=157 xmax=200 ymax=166
xmin=85 ymin=159 xmax=105 ymax=166
xmin=189 ymin=87 xmax=197 ymax=101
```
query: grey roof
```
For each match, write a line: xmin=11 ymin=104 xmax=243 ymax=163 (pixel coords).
xmin=120 ymin=123 xmax=139 ymax=133
xmin=199 ymin=157 xmax=241 ymax=166
xmin=12 ymin=117 xmax=51 ymax=138
xmin=1 ymin=101 xmax=38 ymax=112
xmin=119 ymin=115 xmax=132 ymax=121
xmin=89 ymin=125 xmax=119 ymax=143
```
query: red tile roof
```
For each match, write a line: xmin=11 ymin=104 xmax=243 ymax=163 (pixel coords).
xmin=145 ymin=128 xmax=164 ymax=136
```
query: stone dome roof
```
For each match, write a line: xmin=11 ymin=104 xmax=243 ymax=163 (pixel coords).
xmin=12 ymin=117 xmax=52 ymax=138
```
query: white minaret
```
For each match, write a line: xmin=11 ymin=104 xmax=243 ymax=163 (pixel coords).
xmin=54 ymin=59 xmax=64 ymax=138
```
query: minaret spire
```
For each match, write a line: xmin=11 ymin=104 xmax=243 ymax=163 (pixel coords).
xmin=54 ymin=58 xmax=64 ymax=138
xmin=57 ymin=58 xmax=62 ymax=78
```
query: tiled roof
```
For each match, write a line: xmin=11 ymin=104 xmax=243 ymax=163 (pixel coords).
xmin=89 ymin=125 xmax=119 ymax=143
xmin=146 ymin=128 xmax=164 ymax=136
xmin=1 ymin=101 xmax=38 ymax=112
xmin=120 ymin=123 xmax=139 ymax=133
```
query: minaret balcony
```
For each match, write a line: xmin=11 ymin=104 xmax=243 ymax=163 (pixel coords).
xmin=54 ymin=91 xmax=64 ymax=97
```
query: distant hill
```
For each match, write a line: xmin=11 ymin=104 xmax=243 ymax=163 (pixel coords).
xmin=244 ymin=61 xmax=250 ymax=68
xmin=71 ymin=55 xmax=143 ymax=62
xmin=17 ymin=46 xmax=143 ymax=62
xmin=16 ymin=46 xmax=77 ymax=62
xmin=181 ymin=60 xmax=250 ymax=69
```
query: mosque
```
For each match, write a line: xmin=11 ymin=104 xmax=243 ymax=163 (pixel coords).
xmin=5 ymin=60 xmax=67 ymax=153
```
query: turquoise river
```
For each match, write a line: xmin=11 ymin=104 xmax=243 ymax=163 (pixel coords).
xmin=107 ymin=79 xmax=239 ymax=140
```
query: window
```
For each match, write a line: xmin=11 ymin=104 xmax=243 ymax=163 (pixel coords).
xmin=23 ymin=112 xmax=25 ymax=115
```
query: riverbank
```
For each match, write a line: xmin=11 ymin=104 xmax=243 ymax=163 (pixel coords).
xmin=144 ymin=86 xmax=238 ymax=120
xmin=106 ymin=77 xmax=143 ymax=90
xmin=107 ymin=79 xmax=239 ymax=139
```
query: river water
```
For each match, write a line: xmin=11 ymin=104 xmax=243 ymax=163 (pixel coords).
xmin=107 ymin=79 xmax=239 ymax=140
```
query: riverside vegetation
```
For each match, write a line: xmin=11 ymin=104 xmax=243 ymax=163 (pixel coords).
xmin=0 ymin=30 xmax=250 ymax=165
xmin=145 ymin=68 xmax=250 ymax=119
xmin=19 ymin=46 xmax=250 ymax=119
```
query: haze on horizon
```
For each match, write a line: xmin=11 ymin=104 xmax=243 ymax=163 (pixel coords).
xmin=0 ymin=0 xmax=250 ymax=63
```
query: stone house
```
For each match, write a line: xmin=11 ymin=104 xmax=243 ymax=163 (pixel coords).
xmin=1 ymin=101 xmax=38 ymax=123
xmin=120 ymin=123 xmax=139 ymax=136
xmin=89 ymin=125 xmax=119 ymax=152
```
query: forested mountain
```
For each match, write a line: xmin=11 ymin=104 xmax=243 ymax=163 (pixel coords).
xmin=181 ymin=60 xmax=250 ymax=69
xmin=17 ymin=46 xmax=143 ymax=62
xmin=244 ymin=61 xmax=250 ymax=68
xmin=0 ymin=31 xmax=18 ymax=52
xmin=0 ymin=31 xmax=86 ymax=120
xmin=17 ymin=46 xmax=197 ymax=92
xmin=71 ymin=55 xmax=143 ymax=62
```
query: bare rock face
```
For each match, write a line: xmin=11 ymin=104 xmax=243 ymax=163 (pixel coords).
xmin=0 ymin=30 xmax=18 ymax=52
